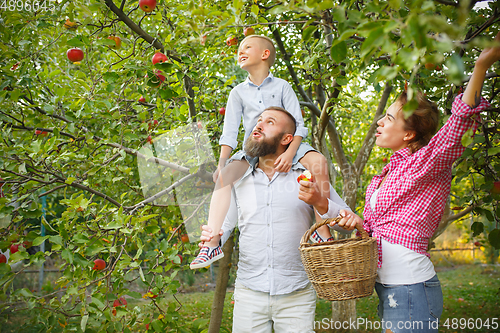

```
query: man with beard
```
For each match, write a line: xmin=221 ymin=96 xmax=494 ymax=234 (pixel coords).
xmin=199 ymin=107 xmax=350 ymax=332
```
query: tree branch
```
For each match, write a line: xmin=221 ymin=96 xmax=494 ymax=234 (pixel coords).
xmin=354 ymin=82 xmax=393 ymax=174
xmin=104 ymin=0 xmax=168 ymax=56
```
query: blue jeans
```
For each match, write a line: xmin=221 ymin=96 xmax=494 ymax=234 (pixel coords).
xmin=375 ymin=275 xmax=443 ymax=333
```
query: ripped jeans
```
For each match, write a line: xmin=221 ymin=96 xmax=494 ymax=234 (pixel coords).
xmin=375 ymin=275 xmax=443 ymax=333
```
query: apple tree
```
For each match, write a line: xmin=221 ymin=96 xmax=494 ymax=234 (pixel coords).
xmin=1 ymin=0 xmax=500 ymax=331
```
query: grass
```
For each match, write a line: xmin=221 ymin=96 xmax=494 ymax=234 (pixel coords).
xmin=176 ymin=264 xmax=500 ymax=332
xmin=1 ymin=264 xmax=499 ymax=332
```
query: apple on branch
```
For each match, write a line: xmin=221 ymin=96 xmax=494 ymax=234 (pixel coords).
xmin=244 ymin=27 xmax=255 ymax=36
xmin=67 ymin=48 xmax=84 ymax=62
xmin=138 ymin=96 xmax=146 ymax=103
xmin=297 ymin=170 xmax=312 ymax=183
xmin=226 ymin=36 xmax=238 ymax=46
xmin=92 ymin=258 xmax=106 ymax=271
xmin=139 ymin=0 xmax=156 ymax=12
xmin=218 ymin=107 xmax=226 ymax=116
xmin=107 ymin=36 xmax=121 ymax=50
xmin=152 ymin=52 xmax=167 ymax=65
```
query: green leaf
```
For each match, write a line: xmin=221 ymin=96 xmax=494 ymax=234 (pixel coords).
xmin=330 ymin=41 xmax=347 ymax=63
xmin=487 ymin=147 xmax=500 ymax=156
xmin=32 ymin=235 xmax=50 ymax=246
xmin=471 ymin=222 xmax=484 ymax=237
xmin=445 ymin=54 xmax=466 ymax=86
xmin=488 ymin=229 xmax=500 ymax=249
xmin=67 ymin=37 xmax=85 ymax=47
xmin=81 ymin=314 xmax=89 ymax=332
xmin=302 ymin=26 xmax=317 ymax=42
xmin=461 ymin=127 xmax=474 ymax=147
xmin=126 ymin=291 xmax=142 ymax=299
xmin=65 ymin=177 xmax=76 ymax=185
xmin=145 ymin=225 xmax=160 ymax=234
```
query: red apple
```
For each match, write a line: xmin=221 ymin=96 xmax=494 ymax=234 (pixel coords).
xmin=492 ymin=181 xmax=500 ymax=195
xmin=474 ymin=241 xmax=481 ymax=247
xmin=67 ymin=48 xmax=84 ymax=62
xmin=23 ymin=241 xmax=32 ymax=248
xmin=35 ymin=130 xmax=48 ymax=136
xmin=148 ymin=119 xmax=159 ymax=130
xmin=152 ymin=52 xmax=167 ymax=65
xmin=92 ymin=258 xmax=106 ymax=271
xmin=138 ymin=96 xmax=146 ymax=103
xmin=155 ymin=71 xmax=166 ymax=83
xmin=113 ymin=297 xmax=127 ymax=307
xmin=139 ymin=0 xmax=156 ymax=12
xmin=218 ymin=107 xmax=226 ymax=116
xmin=244 ymin=27 xmax=255 ymax=36
xmin=10 ymin=243 xmax=19 ymax=254
xmin=382 ymin=157 xmax=387 ymax=163
xmin=297 ymin=170 xmax=312 ymax=183
xmin=301 ymin=109 xmax=305 ymax=117
xmin=146 ymin=323 xmax=150 ymax=330
xmin=197 ymin=121 xmax=202 ymax=129
xmin=107 ymin=36 xmax=121 ymax=50
xmin=226 ymin=36 xmax=238 ymax=46
xmin=0 ymin=254 xmax=6 ymax=264
xmin=147 ymin=135 xmax=153 ymax=144
xmin=181 ymin=234 xmax=189 ymax=243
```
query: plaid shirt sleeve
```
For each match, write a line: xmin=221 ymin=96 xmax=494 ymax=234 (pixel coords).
xmin=408 ymin=94 xmax=489 ymax=183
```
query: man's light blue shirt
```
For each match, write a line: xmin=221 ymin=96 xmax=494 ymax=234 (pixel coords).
xmin=219 ymin=72 xmax=308 ymax=149
xmin=221 ymin=161 xmax=350 ymax=296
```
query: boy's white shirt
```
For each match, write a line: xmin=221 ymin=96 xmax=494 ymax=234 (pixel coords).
xmin=219 ymin=72 xmax=308 ymax=150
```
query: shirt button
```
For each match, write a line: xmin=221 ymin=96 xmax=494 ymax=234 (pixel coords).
xmin=257 ymin=87 xmax=260 ymax=90
xmin=267 ymin=203 xmax=270 ymax=206
xmin=259 ymin=101 xmax=262 ymax=103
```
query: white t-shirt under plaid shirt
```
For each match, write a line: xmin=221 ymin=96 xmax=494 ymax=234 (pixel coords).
xmin=362 ymin=94 xmax=490 ymax=268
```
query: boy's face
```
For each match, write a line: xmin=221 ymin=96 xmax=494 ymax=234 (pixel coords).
xmin=237 ymin=38 xmax=268 ymax=70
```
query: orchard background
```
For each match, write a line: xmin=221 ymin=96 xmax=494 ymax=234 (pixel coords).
xmin=1 ymin=0 xmax=500 ymax=332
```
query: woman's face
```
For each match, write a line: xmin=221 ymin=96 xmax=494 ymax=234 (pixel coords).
xmin=375 ymin=103 xmax=415 ymax=152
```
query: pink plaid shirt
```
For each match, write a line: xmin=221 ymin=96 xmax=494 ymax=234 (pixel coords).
xmin=362 ymin=94 xmax=489 ymax=267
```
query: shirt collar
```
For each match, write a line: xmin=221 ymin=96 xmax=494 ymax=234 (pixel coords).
xmin=387 ymin=147 xmax=410 ymax=170
xmin=243 ymin=153 xmax=305 ymax=178
xmin=243 ymin=72 xmax=274 ymax=87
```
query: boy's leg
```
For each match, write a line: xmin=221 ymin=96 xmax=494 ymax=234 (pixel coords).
xmin=299 ymin=152 xmax=333 ymax=242
xmin=190 ymin=159 xmax=248 ymax=269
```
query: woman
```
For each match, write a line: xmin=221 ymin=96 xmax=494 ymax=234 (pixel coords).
xmin=336 ymin=32 xmax=500 ymax=333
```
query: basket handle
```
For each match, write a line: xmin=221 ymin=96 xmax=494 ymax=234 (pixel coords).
xmin=300 ymin=216 xmax=369 ymax=245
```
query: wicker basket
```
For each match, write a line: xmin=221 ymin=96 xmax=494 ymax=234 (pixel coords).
xmin=299 ymin=217 xmax=378 ymax=301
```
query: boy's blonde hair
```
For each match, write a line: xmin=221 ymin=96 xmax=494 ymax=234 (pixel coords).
xmin=239 ymin=35 xmax=276 ymax=68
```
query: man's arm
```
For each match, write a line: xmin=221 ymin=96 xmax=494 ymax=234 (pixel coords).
xmin=298 ymin=179 xmax=352 ymax=234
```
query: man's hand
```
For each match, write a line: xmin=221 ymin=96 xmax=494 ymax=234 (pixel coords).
xmin=298 ymin=175 xmax=328 ymax=215
xmin=334 ymin=209 xmax=364 ymax=231
xmin=198 ymin=225 xmax=224 ymax=248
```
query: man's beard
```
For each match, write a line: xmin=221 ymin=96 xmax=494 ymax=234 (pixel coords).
xmin=244 ymin=131 xmax=284 ymax=158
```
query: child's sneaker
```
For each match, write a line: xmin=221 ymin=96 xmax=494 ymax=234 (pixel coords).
xmin=310 ymin=229 xmax=334 ymax=243
xmin=190 ymin=245 xmax=224 ymax=269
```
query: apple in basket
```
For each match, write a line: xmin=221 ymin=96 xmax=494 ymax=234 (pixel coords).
xmin=297 ymin=170 xmax=312 ymax=183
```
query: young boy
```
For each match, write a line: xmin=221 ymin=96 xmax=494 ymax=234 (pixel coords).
xmin=190 ymin=35 xmax=333 ymax=269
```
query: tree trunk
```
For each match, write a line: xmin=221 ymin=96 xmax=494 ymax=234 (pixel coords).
xmin=331 ymin=298 xmax=357 ymax=330
xmin=208 ymin=234 xmax=235 ymax=333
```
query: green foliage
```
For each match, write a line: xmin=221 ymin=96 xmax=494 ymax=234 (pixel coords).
xmin=0 ymin=0 xmax=500 ymax=331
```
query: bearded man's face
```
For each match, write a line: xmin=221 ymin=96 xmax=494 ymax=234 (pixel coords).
xmin=244 ymin=128 xmax=284 ymax=158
